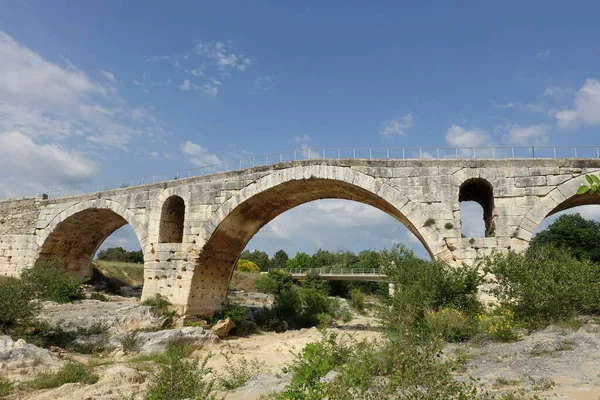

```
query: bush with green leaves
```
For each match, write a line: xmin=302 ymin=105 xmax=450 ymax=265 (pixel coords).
xmin=425 ymin=307 xmax=474 ymax=342
xmin=348 ymin=288 xmax=366 ymax=313
xmin=218 ymin=354 xmax=264 ymax=390
xmin=20 ymin=259 xmax=84 ymax=303
xmin=0 ymin=277 xmax=40 ymax=332
xmin=482 ymin=245 xmax=600 ymax=328
xmin=379 ymin=243 xmax=483 ymax=330
xmin=144 ymin=346 xmax=216 ymax=400
xmin=120 ymin=330 xmax=140 ymax=354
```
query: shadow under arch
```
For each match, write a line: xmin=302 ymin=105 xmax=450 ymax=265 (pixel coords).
xmin=35 ymin=200 xmax=147 ymax=280
xmin=185 ymin=165 xmax=437 ymax=316
xmin=519 ymin=174 xmax=600 ymax=242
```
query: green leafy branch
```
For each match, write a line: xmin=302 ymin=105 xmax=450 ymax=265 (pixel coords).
xmin=577 ymin=174 xmax=600 ymax=195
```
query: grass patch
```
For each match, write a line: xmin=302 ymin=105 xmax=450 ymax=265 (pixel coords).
xmin=93 ymin=260 xmax=144 ymax=286
xmin=0 ymin=377 xmax=12 ymax=397
xmin=25 ymin=363 xmax=98 ymax=389
xmin=556 ymin=339 xmax=576 ymax=351
xmin=218 ymin=354 xmax=264 ymax=390
xmin=493 ymin=377 xmax=521 ymax=388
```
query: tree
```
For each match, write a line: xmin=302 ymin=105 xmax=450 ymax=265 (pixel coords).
xmin=291 ymin=252 xmax=311 ymax=269
xmin=270 ymin=250 xmax=289 ymax=269
xmin=310 ymin=249 xmax=336 ymax=268
xmin=239 ymin=250 xmax=270 ymax=271
xmin=355 ymin=250 xmax=379 ymax=270
xmin=235 ymin=259 xmax=260 ymax=273
xmin=530 ymin=213 xmax=600 ymax=263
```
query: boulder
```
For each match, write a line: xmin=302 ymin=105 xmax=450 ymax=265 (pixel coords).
xmin=212 ymin=318 xmax=236 ymax=338
xmin=111 ymin=326 xmax=220 ymax=354
xmin=0 ymin=335 xmax=65 ymax=382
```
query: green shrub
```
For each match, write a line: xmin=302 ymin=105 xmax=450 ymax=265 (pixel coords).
xmin=89 ymin=292 xmax=109 ymax=302
xmin=120 ymin=330 xmax=140 ymax=354
xmin=425 ymin=307 xmax=473 ymax=342
xmin=209 ymin=305 xmax=257 ymax=336
xmin=254 ymin=270 xmax=293 ymax=295
xmin=20 ymin=260 xmax=84 ymax=303
xmin=235 ymin=259 xmax=260 ymax=273
xmin=142 ymin=294 xmax=177 ymax=327
xmin=348 ymin=288 xmax=366 ymax=313
xmin=483 ymin=245 xmax=600 ymax=328
xmin=218 ymin=354 xmax=264 ymax=390
xmin=144 ymin=346 xmax=216 ymax=400
xmin=380 ymin=243 xmax=483 ymax=329
xmin=340 ymin=309 xmax=353 ymax=323
xmin=26 ymin=362 xmax=98 ymax=389
xmin=0 ymin=277 xmax=40 ymax=332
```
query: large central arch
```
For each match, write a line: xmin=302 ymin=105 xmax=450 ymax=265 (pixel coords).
xmin=35 ymin=200 xmax=147 ymax=280
xmin=185 ymin=165 xmax=439 ymax=316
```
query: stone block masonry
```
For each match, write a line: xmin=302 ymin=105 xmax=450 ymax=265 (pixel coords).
xmin=1 ymin=158 xmax=599 ymax=316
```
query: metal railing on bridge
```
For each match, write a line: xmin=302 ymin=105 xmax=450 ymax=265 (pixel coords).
xmin=43 ymin=145 xmax=600 ymax=199
xmin=269 ymin=268 xmax=384 ymax=276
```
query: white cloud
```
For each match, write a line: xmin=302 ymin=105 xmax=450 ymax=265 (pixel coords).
xmin=460 ymin=202 xmax=485 ymax=238
xmin=555 ymin=79 xmax=600 ymax=129
xmin=180 ymin=80 xmax=192 ymax=91
xmin=181 ymin=141 xmax=221 ymax=166
xmin=502 ymin=124 xmax=549 ymax=146
xmin=190 ymin=68 xmax=204 ymax=77
xmin=196 ymin=41 xmax=252 ymax=71
xmin=445 ymin=124 xmax=489 ymax=147
xmin=0 ymin=131 xmax=97 ymax=197
xmin=0 ymin=31 xmax=164 ymax=148
xmin=99 ymin=69 xmax=116 ymax=84
xmin=381 ymin=113 xmax=414 ymax=136
xmin=199 ymin=80 xmax=221 ymax=97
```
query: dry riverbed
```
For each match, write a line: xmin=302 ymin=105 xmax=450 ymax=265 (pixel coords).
xmin=2 ymin=295 xmax=600 ymax=399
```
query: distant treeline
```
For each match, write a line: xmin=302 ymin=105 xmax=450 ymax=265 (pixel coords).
xmin=240 ymin=248 xmax=381 ymax=272
xmin=96 ymin=247 xmax=143 ymax=263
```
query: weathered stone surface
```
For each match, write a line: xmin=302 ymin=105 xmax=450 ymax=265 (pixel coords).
xmin=0 ymin=335 xmax=65 ymax=382
xmin=111 ymin=326 xmax=220 ymax=354
xmin=1 ymin=158 xmax=599 ymax=317
xmin=212 ymin=317 xmax=236 ymax=337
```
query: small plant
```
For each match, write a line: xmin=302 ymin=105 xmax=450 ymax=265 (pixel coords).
xmin=20 ymin=259 xmax=85 ymax=303
xmin=218 ymin=354 xmax=264 ymax=390
xmin=424 ymin=218 xmax=436 ymax=227
xmin=142 ymin=294 xmax=177 ymax=327
xmin=89 ymin=292 xmax=109 ymax=302
xmin=25 ymin=362 xmax=99 ymax=389
xmin=348 ymin=289 xmax=366 ymax=313
xmin=144 ymin=346 xmax=216 ymax=400
xmin=444 ymin=222 xmax=454 ymax=229
xmin=477 ymin=308 xmax=518 ymax=342
xmin=493 ymin=377 xmax=521 ymax=388
xmin=425 ymin=307 xmax=473 ymax=342
xmin=469 ymin=237 xmax=475 ymax=245
xmin=577 ymin=173 xmax=600 ymax=195
xmin=340 ymin=309 xmax=353 ymax=323
xmin=120 ymin=331 xmax=140 ymax=354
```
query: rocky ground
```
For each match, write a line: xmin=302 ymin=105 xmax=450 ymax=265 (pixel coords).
xmin=1 ymin=292 xmax=600 ymax=399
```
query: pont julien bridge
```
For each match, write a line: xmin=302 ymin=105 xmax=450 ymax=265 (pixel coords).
xmin=1 ymin=146 xmax=599 ymax=317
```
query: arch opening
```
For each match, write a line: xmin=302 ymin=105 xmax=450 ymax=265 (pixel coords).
xmin=187 ymin=177 xmax=433 ymax=316
xmin=159 ymin=195 xmax=185 ymax=243
xmin=459 ymin=178 xmax=495 ymax=237
xmin=37 ymin=208 xmax=140 ymax=280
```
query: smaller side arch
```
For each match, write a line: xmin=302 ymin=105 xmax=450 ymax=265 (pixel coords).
xmin=459 ymin=178 xmax=496 ymax=237
xmin=35 ymin=199 xmax=148 ymax=279
xmin=158 ymin=195 xmax=186 ymax=243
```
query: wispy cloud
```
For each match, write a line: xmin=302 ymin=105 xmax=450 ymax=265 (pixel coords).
xmin=498 ymin=124 xmax=549 ymax=146
xmin=445 ymin=124 xmax=490 ymax=147
xmin=180 ymin=80 xmax=192 ymax=91
xmin=254 ymin=74 xmax=280 ymax=91
xmin=381 ymin=113 xmax=414 ymax=136
xmin=536 ymin=49 xmax=551 ymax=59
xmin=196 ymin=41 xmax=252 ymax=71
xmin=99 ymin=69 xmax=116 ymax=84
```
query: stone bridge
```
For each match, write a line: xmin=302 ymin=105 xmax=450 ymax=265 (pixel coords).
xmin=1 ymin=158 xmax=599 ymax=317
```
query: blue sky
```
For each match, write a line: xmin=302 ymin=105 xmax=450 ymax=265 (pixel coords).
xmin=1 ymin=1 xmax=600 ymax=257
